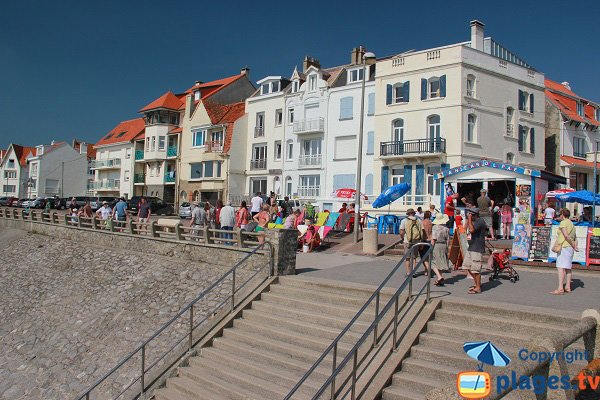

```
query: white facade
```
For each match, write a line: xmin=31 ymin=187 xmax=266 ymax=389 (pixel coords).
xmin=93 ymin=142 xmax=136 ymax=198
xmin=0 ymin=146 xmax=29 ymax=198
xmin=371 ymin=21 xmax=546 ymax=211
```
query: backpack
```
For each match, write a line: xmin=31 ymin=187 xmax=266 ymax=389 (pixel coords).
xmin=405 ymin=217 xmax=422 ymax=243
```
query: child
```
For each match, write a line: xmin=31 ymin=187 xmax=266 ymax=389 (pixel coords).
xmin=454 ymin=209 xmax=463 ymax=230
xmin=501 ymin=203 xmax=513 ymax=239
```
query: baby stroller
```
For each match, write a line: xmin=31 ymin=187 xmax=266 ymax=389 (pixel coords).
xmin=488 ymin=248 xmax=519 ymax=283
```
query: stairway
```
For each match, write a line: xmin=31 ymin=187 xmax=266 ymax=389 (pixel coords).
xmin=382 ymin=299 xmax=587 ymax=400
xmin=154 ymin=276 xmax=382 ymax=400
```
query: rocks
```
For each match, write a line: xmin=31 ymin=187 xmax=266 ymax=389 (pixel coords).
xmin=0 ymin=227 xmax=255 ymax=400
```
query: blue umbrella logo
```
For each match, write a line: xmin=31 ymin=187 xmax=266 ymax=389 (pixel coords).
xmin=463 ymin=341 xmax=511 ymax=371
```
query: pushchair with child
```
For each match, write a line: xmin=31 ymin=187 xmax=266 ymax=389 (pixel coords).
xmin=488 ymin=248 xmax=519 ymax=283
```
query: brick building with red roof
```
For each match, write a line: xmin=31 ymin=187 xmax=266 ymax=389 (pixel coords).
xmin=545 ymin=79 xmax=600 ymax=191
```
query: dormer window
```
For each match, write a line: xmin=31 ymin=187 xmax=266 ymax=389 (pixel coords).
xmin=309 ymin=75 xmax=317 ymax=91
xmin=596 ymin=108 xmax=600 ymax=122
xmin=194 ymin=91 xmax=200 ymax=101
xmin=348 ymin=68 xmax=364 ymax=83
xmin=260 ymin=80 xmax=281 ymax=95
xmin=292 ymin=81 xmax=300 ymax=93
xmin=577 ymin=102 xmax=584 ymax=117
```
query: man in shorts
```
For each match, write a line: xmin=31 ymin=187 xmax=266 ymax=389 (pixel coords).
xmin=112 ymin=197 xmax=128 ymax=231
xmin=137 ymin=197 xmax=151 ymax=233
xmin=477 ymin=188 xmax=495 ymax=240
xmin=400 ymin=208 xmax=429 ymax=277
xmin=464 ymin=208 xmax=487 ymax=294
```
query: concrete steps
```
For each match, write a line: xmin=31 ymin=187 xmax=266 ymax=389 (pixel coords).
xmin=381 ymin=299 xmax=581 ymax=400
xmin=154 ymin=276 xmax=375 ymax=400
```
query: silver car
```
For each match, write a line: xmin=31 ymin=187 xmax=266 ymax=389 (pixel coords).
xmin=179 ymin=202 xmax=192 ymax=219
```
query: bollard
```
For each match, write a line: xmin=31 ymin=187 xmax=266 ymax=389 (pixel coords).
xmin=175 ymin=223 xmax=183 ymax=241
xmin=362 ymin=228 xmax=379 ymax=255
xmin=150 ymin=221 xmax=158 ymax=238
xmin=235 ymin=228 xmax=244 ymax=248
xmin=203 ymin=226 xmax=211 ymax=244
xmin=128 ymin=219 xmax=135 ymax=235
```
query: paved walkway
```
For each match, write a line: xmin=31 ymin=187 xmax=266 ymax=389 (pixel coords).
xmin=296 ymin=251 xmax=600 ymax=314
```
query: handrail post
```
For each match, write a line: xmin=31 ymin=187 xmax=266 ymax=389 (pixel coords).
xmin=140 ymin=345 xmax=145 ymax=397
xmin=351 ymin=349 xmax=358 ymax=400
xmin=373 ymin=292 xmax=380 ymax=348
xmin=392 ymin=294 xmax=399 ymax=352
xmin=408 ymin=249 xmax=414 ymax=300
xmin=330 ymin=342 xmax=337 ymax=400
xmin=231 ymin=269 xmax=236 ymax=311
xmin=189 ymin=305 xmax=194 ymax=351
xmin=426 ymin=248 xmax=432 ymax=303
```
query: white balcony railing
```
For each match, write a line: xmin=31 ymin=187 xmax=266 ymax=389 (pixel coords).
xmin=254 ymin=127 xmax=264 ymax=138
xmin=91 ymin=158 xmax=121 ymax=169
xmin=93 ymin=179 xmax=120 ymax=190
xmin=298 ymin=154 xmax=322 ymax=168
xmin=297 ymin=186 xmax=320 ymax=197
xmin=506 ymin=124 xmax=514 ymax=136
xmin=250 ymin=159 xmax=267 ymax=170
xmin=293 ymin=118 xmax=325 ymax=134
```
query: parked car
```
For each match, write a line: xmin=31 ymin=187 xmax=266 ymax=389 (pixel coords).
xmin=29 ymin=198 xmax=45 ymax=209
xmin=0 ymin=197 xmax=9 ymax=206
xmin=278 ymin=199 xmax=302 ymax=213
xmin=89 ymin=196 xmax=117 ymax=211
xmin=128 ymin=196 xmax=173 ymax=216
xmin=179 ymin=202 xmax=192 ymax=219
xmin=54 ymin=198 xmax=68 ymax=210
xmin=0 ymin=196 xmax=18 ymax=207
xmin=16 ymin=198 xmax=30 ymax=208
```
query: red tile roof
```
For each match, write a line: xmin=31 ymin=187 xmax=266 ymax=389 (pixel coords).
xmin=203 ymin=100 xmax=246 ymax=154
xmin=169 ymin=127 xmax=183 ymax=134
xmin=560 ymin=155 xmax=595 ymax=168
xmin=185 ymin=74 xmax=244 ymax=99
xmin=139 ymin=91 xmax=185 ymax=112
xmin=12 ymin=144 xmax=37 ymax=167
xmin=584 ymin=104 xmax=600 ymax=126
xmin=545 ymin=79 xmax=599 ymax=126
xmin=94 ymin=118 xmax=145 ymax=147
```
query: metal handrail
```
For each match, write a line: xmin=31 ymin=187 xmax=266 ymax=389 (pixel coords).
xmin=76 ymin=241 xmax=274 ymax=400
xmin=284 ymin=243 xmax=433 ymax=400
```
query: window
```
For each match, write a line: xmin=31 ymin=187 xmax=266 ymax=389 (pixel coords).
xmin=145 ymin=137 xmax=150 ymax=151
xmin=596 ymin=108 xmax=600 ymax=122
xmin=116 ymin=131 xmax=126 ymax=138
xmin=299 ymin=175 xmax=320 ymax=197
xmin=573 ymin=137 xmax=587 ymax=158
xmin=367 ymin=93 xmax=375 ymax=115
xmin=30 ymin=163 xmax=38 ymax=176
xmin=275 ymin=109 xmax=283 ymax=126
xmin=255 ymin=112 xmax=265 ymax=137
xmin=250 ymin=177 xmax=267 ymax=195
xmin=518 ymin=125 xmax=535 ymax=153
xmin=426 ymin=167 xmax=441 ymax=197
xmin=518 ymin=90 xmax=534 ymax=113
xmin=428 ymin=115 xmax=441 ymax=140
xmin=506 ymin=152 xmax=515 ymax=163
xmin=333 ymin=174 xmax=356 ymax=190
xmin=334 ymin=136 xmax=357 ymax=159
xmin=421 ymin=76 xmax=446 ymax=100
xmin=466 ymin=74 xmax=476 ymax=97
xmin=392 ymin=119 xmax=404 ymax=142
xmin=285 ymin=176 xmax=292 ymax=196
xmin=194 ymin=91 xmax=200 ymax=101
xmin=393 ymin=82 xmax=409 ymax=103
xmin=192 ymin=130 xmax=206 ymax=147
xmin=156 ymin=163 xmax=161 ymax=176
xmin=3 ymin=185 xmax=16 ymax=193
xmin=274 ymin=141 xmax=282 ymax=160
xmin=4 ymin=171 xmax=16 ymax=179
xmin=7 ymin=159 xmax=15 ymax=168
xmin=211 ymin=130 xmax=224 ymax=147
xmin=577 ymin=102 xmax=584 ymax=117
xmin=309 ymin=75 xmax=317 ymax=91
xmin=286 ymin=140 xmax=293 ymax=159
xmin=292 ymin=81 xmax=300 ymax=93
xmin=274 ymin=176 xmax=281 ymax=195
xmin=506 ymin=107 xmax=515 ymax=136
xmin=467 ymin=114 xmax=476 ymax=143
xmin=366 ymin=131 xmax=374 ymax=155
xmin=347 ymin=68 xmax=364 ymax=83
xmin=288 ymin=108 xmax=295 ymax=124
xmin=570 ymin=172 xmax=588 ymax=191
xmin=204 ymin=161 xmax=213 ymax=178
xmin=261 ymin=83 xmax=270 ymax=95
xmin=391 ymin=167 xmax=404 ymax=186
xmin=340 ymin=96 xmax=353 ymax=120
xmin=251 ymin=144 xmax=267 ymax=169
xmin=364 ymin=174 xmax=373 ymax=195
xmin=151 ymin=137 xmax=156 ymax=151
xmin=190 ymin=161 xmax=223 ymax=179
xmin=158 ymin=136 xmax=166 ymax=151
xmin=302 ymin=139 xmax=322 ymax=156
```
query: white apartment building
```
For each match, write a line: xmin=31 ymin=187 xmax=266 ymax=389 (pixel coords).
xmin=1 ymin=144 xmax=34 ymax=198
xmin=545 ymin=79 xmax=600 ymax=191
xmin=372 ymin=20 xmax=546 ymax=210
xmin=92 ymin=118 xmax=145 ymax=199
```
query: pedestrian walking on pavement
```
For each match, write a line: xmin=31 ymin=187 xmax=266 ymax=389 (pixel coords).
xmin=551 ymin=208 xmax=577 ymax=295
xmin=431 ymin=213 xmax=450 ymax=286
xmin=219 ymin=201 xmax=236 ymax=245
xmin=189 ymin=201 xmax=205 ymax=240
xmin=464 ymin=208 xmax=487 ymax=294
xmin=477 ymin=188 xmax=495 ymax=240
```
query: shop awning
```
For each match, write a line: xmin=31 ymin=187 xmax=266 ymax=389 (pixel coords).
xmin=436 ymin=159 xmax=541 ymax=180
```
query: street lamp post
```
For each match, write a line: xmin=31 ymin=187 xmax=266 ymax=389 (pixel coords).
xmin=354 ymin=51 xmax=376 ymax=243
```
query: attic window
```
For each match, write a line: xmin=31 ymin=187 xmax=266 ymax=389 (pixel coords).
xmin=104 ymin=133 xmax=114 ymax=139
xmin=116 ymin=131 xmax=127 ymax=138
xmin=292 ymin=81 xmax=300 ymax=93
xmin=347 ymin=68 xmax=364 ymax=83
xmin=261 ymin=81 xmax=280 ymax=95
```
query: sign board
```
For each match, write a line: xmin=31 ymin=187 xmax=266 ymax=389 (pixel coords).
xmin=437 ymin=159 xmax=541 ymax=179
xmin=548 ymin=225 xmax=589 ymax=265
xmin=449 ymin=226 xmax=471 ymax=269
xmin=511 ymin=224 xmax=531 ymax=261
xmin=516 ymin=185 xmax=531 ymax=197
xmin=586 ymin=228 xmax=600 ymax=265
xmin=528 ymin=226 xmax=551 ymax=262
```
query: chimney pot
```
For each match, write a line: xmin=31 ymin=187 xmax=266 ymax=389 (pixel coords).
xmin=470 ymin=20 xmax=485 ymax=51
xmin=561 ymin=81 xmax=571 ymax=90
xmin=240 ymin=67 xmax=250 ymax=76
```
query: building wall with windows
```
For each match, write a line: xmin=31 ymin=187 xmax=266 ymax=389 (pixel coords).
xmin=29 ymin=143 xmax=89 ymax=198
xmin=0 ymin=145 xmax=30 ymax=199
xmin=93 ymin=143 xmax=136 ymax=198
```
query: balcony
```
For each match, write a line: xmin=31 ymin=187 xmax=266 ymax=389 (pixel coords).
xmin=164 ymin=172 xmax=176 ymax=183
xmin=135 ymin=150 xmax=144 ymax=161
xmin=254 ymin=126 xmax=264 ymax=138
xmin=91 ymin=158 xmax=121 ymax=169
xmin=134 ymin=173 xmax=145 ymax=184
xmin=380 ymin=138 xmax=446 ymax=158
xmin=506 ymin=124 xmax=514 ymax=136
xmin=297 ymin=186 xmax=320 ymax=197
xmin=293 ymin=118 xmax=325 ymax=135
xmin=250 ymin=159 xmax=267 ymax=170
xmin=299 ymin=154 xmax=322 ymax=168
xmin=205 ymin=141 xmax=224 ymax=153
xmin=94 ymin=179 xmax=120 ymax=191
xmin=167 ymin=146 xmax=177 ymax=157
xmin=573 ymin=151 xmax=586 ymax=159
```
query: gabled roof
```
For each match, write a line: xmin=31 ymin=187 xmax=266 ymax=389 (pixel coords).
xmin=203 ymin=100 xmax=246 ymax=154
xmin=73 ymin=141 xmax=97 ymax=159
xmin=186 ymin=74 xmax=245 ymax=99
xmin=545 ymin=79 xmax=599 ymax=126
xmin=139 ymin=91 xmax=185 ymax=112
xmin=11 ymin=144 xmax=37 ymax=167
xmin=0 ymin=149 xmax=7 ymax=163
xmin=94 ymin=118 xmax=145 ymax=147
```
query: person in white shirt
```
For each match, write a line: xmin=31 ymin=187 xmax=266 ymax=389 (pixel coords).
xmin=544 ymin=205 xmax=556 ymax=226
xmin=96 ymin=202 xmax=112 ymax=220
xmin=250 ymin=192 xmax=263 ymax=218
xmin=219 ymin=201 xmax=236 ymax=245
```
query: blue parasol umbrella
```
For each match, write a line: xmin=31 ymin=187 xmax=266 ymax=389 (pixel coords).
xmin=556 ymin=190 xmax=600 ymax=205
xmin=463 ymin=341 xmax=511 ymax=371
xmin=372 ymin=183 xmax=411 ymax=209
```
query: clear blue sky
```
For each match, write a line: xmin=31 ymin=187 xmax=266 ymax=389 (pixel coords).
xmin=1 ymin=0 xmax=598 ymax=149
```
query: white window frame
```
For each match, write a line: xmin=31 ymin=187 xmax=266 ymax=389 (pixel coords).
xmin=292 ymin=81 xmax=299 ymax=93
xmin=392 ymin=119 xmax=404 ymax=142
xmin=428 ymin=77 xmax=440 ymax=99
xmin=285 ymin=176 xmax=292 ymax=196
xmin=573 ymin=136 xmax=586 ymax=158
xmin=391 ymin=167 xmax=404 ymax=186
xmin=466 ymin=74 xmax=476 ymax=98
xmin=308 ymin=75 xmax=317 ymax=92
xmin=577 ymin=102 xmax=584 ymax=117
xmin=288 ymin=108 xmax=294 ymax=124
xmin=466 ymin=114 xmax=477 ymax=143
xmin=275 ymin=109 xmax=283 ymax=126
xmin=192 ymin=130 xmax=207 ymax=148
xmin=261 ymin=83 xmax=270 ymax=95
xmin=274 ymin=141 xmax=282 ymax=161
xmin=158 ymin=136 xmax=166 ymax=151
xmin=393 ymin=83 xmax=408 ymax=104
xmin=347 ymin=68 xmax=364 ymax=83
xmin=286 ymin=140 xmax=294 ymax=160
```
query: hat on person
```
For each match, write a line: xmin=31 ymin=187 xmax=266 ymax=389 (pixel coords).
xmin=102 ymin=201 xmax=108 ymax=205
xmin=226 ymin=201 xmax=232 ymax=206
xmin=406 ymin=208 xmax=416 ymax=214
xmin=192 ymin=201 xmax=200 ymax=206
xmin=466 ymin=207 xmax=480 ymax=215
xmin=432 ymin=213 xmax=450 ymax=225
xmin=73 ymin=208 xmax=78 ymax=212
xmin=480 ymin=188 xmax=487 ymax=193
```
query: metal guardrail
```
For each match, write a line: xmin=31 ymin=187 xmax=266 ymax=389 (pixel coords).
xmin=284 ymin=243 xmax=433 ymax=400
xmin=75 ymin=241 xmax=273 ymax=400
xmin=380 ymin=138 xmax=446 ymax=156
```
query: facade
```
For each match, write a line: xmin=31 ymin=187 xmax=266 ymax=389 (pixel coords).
xmin=135 ymin=91 xmax=185 ymax=204
xmin=92 ymin=118 xmax=145 ymax=198
xmin=371 ymin=21 xmax=546 ymax=211
xmin=545 ymin=79 xmax=600 ymax=191
xmin=179 ymin=72 xmax=255 ymax=205
xmin=1 ymin=144 xmax=35 ymax=198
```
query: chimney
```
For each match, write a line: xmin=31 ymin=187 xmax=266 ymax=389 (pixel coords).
xmin=240 ymin=67 xmax=250 ymax=76
xmin=470 ymin=20 xmax=485 ymax=51
xmin=303 ymin=56 xmax=321 ymax=73
xmin=80 ymin=142 xmax=87 ymax=155
xmin=561 ymin=81 xmax=571 ymax=90
xmin=351 ymin=46 xmax=366 ymax=65
xmin=194 ymin=80 xmax=201 ymax=86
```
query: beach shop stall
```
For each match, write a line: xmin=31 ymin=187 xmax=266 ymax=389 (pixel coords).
xmin=436 ymin=159 xmax=565 ymax=227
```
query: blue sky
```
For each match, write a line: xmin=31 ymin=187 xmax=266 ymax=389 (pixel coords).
xmin=1 ymin=0 xmax=598 ymax=149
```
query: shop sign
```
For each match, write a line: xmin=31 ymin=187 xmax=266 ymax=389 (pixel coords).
xmin=437 ymin=160 xmax=541 ymax=179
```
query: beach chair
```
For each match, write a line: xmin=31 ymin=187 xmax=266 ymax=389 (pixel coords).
xmin=337 ymin=214 xmax=351 ymax=231
xmin=316 ymin=212 xmax=329 ymax=227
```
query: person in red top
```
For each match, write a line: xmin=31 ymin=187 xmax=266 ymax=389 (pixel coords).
xmin=444 ymin=193 xmax=459 ymax=229
xmin=338 ymin=203 xmax=348 ymax=213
